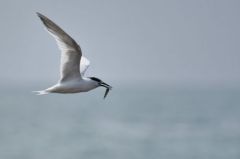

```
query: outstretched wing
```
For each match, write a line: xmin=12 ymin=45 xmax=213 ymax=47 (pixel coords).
xmin=80 ymin=56 xmax=90 ymax=76
xmin=37 ymin=12 xmax=82 ymax=82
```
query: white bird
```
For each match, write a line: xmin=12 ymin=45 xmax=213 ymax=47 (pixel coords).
xmin=34 ymin=12 xmax=112 ymax=99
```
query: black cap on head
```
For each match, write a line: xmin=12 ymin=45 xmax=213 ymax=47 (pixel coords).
xmin=89 ymin=77 xmax=102 ymax=83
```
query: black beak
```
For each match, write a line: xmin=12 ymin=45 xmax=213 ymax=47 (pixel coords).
xmin=100 ymin=82 xmax=112 ymax=99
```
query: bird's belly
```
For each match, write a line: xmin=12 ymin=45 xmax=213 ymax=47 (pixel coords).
xmin=48 ymin=81 xmax=96 ymax=93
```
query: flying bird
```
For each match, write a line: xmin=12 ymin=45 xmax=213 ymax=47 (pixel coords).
xmin=34 ymin=12 xmax=112 ymax=99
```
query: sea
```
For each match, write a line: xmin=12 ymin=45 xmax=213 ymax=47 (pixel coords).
xmin=0 ymin=83 xmax=239 ymax=159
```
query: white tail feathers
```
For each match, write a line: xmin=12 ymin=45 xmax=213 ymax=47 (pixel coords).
xmin=33 ymin=90 xmax=49 ymax=95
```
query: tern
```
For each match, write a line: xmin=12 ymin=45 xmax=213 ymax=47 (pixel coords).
xmin=34 ymin=12 xmax=112 ymax=99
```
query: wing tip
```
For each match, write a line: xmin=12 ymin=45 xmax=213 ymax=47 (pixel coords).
xmin=36 ymin=12 xmax=49 ymax=24
xmin=36 ymin=12 xmax=43 ymax=18
xmin=36 ymin=12 xmax=53 ymax=32
xmin=36 ymin=12 xmax=45 ymax=18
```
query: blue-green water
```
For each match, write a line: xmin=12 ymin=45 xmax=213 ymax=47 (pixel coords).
xmin=0 ymin=85 xmax=240 ymax=159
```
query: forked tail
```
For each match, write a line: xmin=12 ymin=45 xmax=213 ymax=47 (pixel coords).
xmin=33 ymin=90 xmax=49 ymax=95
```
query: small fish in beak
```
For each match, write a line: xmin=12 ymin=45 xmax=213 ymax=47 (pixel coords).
xmin=100 ymin=82 xmax=112 ymax=99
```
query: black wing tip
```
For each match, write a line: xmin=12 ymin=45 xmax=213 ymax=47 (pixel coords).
xmin=36 ymin=12 xmax=47 ymax=22
xmin=36 ymin=12 xmax=43 ymax=18
xmin=36 ymin=12 xmax=51 ymax=28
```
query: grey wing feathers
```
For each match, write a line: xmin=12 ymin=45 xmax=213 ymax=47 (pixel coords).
xmin=37 ymin=12 xmax=83 ymax=82
xmin=36 ymin=12 xmax=81 ymax=52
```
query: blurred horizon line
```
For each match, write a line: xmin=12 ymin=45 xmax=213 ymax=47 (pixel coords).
xmin=1 ymin=78 xmax=240 ymax=90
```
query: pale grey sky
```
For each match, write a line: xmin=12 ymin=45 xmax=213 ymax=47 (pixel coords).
xmin=0 ymin=0 xmax=240 ymax=86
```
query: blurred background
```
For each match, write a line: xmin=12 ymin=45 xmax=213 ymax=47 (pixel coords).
xmin=0 ymin=0 xmax=239 ymax=159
